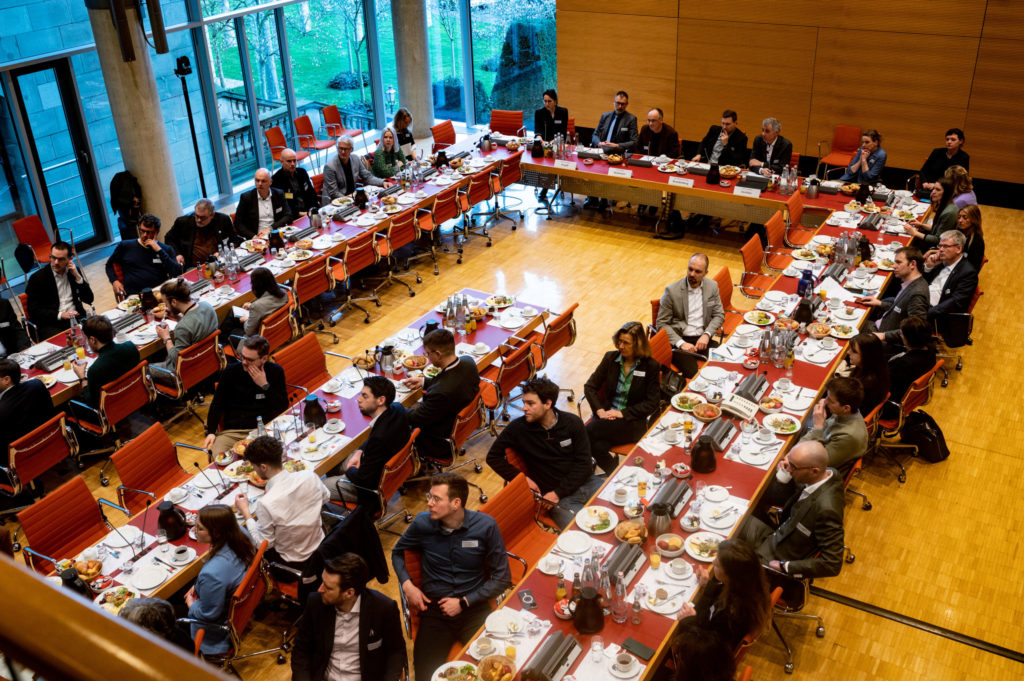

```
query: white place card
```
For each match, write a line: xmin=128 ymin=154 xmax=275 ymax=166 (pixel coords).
xmin=607 ymin=167 xmax=633 ymax=179
xmin=668 ymin=176 xmax=694 ymax=188
xmin=554 ymin=159 xmax=576 ymax=170
xmin=733 ymin=186 xmax=761 ymax=198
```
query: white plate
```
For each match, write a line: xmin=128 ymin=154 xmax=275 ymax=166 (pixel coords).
xmin=165 ymin=487 xmax=188 ymax=504
xmin=537 ymin=555 xmax=565 ymax=576
xmin=608 ymin=656 xmax=642 ymax=678
xmin=93 ymin=586 xmax=139 ymax=613
xmin=498 ymin=318 xmax=523 ymax=330
xmin=742 ymin=310 xmax=775 ymax=326
xmin=763 ymin=413 xmax=801 ymax=435
xmin=764 ymin=290 xmax=789 ymax=304
xmin=699 ymin=366 xmax=728 ymax=383
xmin=782 ymin=393 xmax=815 ymax=412
xmin=671 ymin=391 xmax=705 ymax=412
xmin=192 ymin=470 xmax=228 ymax=490
xmin=301 ymin=446 xmax=333 ymax=463
xmin=432 ymin=662 xmax=476 ymax=680
xmin=322 ymin=380 xmax=343 ymax=394
xmin=323 ymin=421 xmax=346 ymax=434
xmin=739 ymin=448 xmax=776 ymax=465
xmin=224 ymin=460 xmax=253 ymax=482
xmin=170 ymin=546 xmax=197 ymax=565
xmin=433 ymin=177 xmax=453 ymax=186
xmin=791 ymin=249 xmax=817 ymax=261
xmin=790 ymin=261 xmax=813 ymax=271
xmin=484 ymin=609 xmax=524 ymax=636
xmin=556 ymin=529 xmax=592 ymax=554
xmin=830 ymin=324 xmax=858 ymax=340
xmin=398 ymin=194 xmax=418 ymax=205
xmin=734 ymin=324 xmax=760 ymax=337
xmin=684 ymin=531 xmax=724 ymax=562
xmin=810 ymin=235 xmax=835 ymax=245
xmin=703 ymin=485 xmax=729 ymax=503
xmin=471 ymin=344 xmax=490 ymax=356
xmin=131 ymin=565 xmax=167 ymax=591
xmin=701 ymin=504 xmax=739 ymax=529
xmin=37 ymin=374 xmax=58 ymax=389
xmin=104 ymin=525 xmax=142 ymax=548
xmin=574 ymin=506 xmax=618 ymax=534
xmin=834 ymin=308 xmax=860 ymax=320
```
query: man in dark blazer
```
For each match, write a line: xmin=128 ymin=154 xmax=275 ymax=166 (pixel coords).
xmin=0 ymin=299 xmax=31 ymax=355
xmin=740 ymin=441 xmax=846 ymax=579
xmin=749 ymin=117 xmax=793 ymax=175
xmin=291 ymin=553 xmax=405 ymax=681
xmin=0 ymin=358 xmax=55 ymax=455
xmin=165 ymin=198 xmax=238 ymax=269
xmin=922 ymin=230 xmax=978 ymax=337
xmin=402 ymin=328 xmax=479 ymax=462
xmin=233 ymin=168 xmax=293 ymax=240
xmin=324 ymin=376 xmax=411 ymax=506
xmin=25 ymin=241 xmax=94 ymax=341
xmin=585 ymin=90 xmax=639 ymax=210
xmin=859 ymin=246 xmax=930 ymax=346
xmin=656 ymin=253 xmax=725 ymax=377
xmin=692 ymin=108 xmax=748 ymax=166
xmin=271 ymin=148 xmax=319 ymax=218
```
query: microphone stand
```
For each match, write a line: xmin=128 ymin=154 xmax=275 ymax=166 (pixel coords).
xmin=193 ymin=461 xmax=228 ymax=497
xmin=98 ymin=499 xmax=138 ymax=561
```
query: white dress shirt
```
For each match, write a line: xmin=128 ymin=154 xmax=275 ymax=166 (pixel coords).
xmin=325 ymin=595 xmax=361 ymax=681
xmin=256 ymin=192 xmax=275 ymax=230
xmin=798 ymin=469 xmax=833 ymax=502
xmin=245 ymin=468 xmax=330 ymax=563
xmin=53 ymin=268 xmax=77 ymax=316
xmin=927 ymin=255 xmax=962 ymax=306
xmin=681 ymin=284 xmax=705 ymax=338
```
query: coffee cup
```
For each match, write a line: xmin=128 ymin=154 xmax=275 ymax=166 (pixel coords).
xmin=614 ymin=653 xmax=634 ymax=673
xmin=474 ymin=342 xmax=488 ymax=353
xmin=173 ymin=546 xmax=190 ymax=560
xmin=821 ymin=337 xmax=837 ymax=350
xmin=669 ymin=557 xmax=692 ymax=578
xmin=775 ymin=378 xmax=793 ymax=393
xmin=775 ymin=466 xmax=793 ymax=484
xmin=81 ymin=547 xmax=98 ymax=562
xmin=543 ymin=555 xmax=560 ymax=572
xmin=663 ymin=425 xmax=680 ymax=444
xmin=326 ymin=418 xmax=342 ymax=431
xmin=828 ymin=298 xmax=840 ymax=309
xmin=756 ymin=428 xmax=774 ymax=444
xmin=476 ymin=637 xmax=494 ymax=655
xmin=613 ymin=487 xmax=628 ymax=503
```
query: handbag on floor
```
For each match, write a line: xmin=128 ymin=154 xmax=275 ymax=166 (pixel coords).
xmin=899 ymin=410 xmax=949 ymax=463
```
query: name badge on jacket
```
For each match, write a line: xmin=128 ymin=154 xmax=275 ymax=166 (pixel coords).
xmin=285 ymin=192 xmax=293 ymax=199
xmin=0 ymin=322 xmax=9 ymax=328
xmin=796 ymin=522 xmax=811 ymax=536
xmin=620 ymin=127 xmax=628 ymax=132
xmin=634 ymin=370 xmax=646 ymax=377
xmin=560 ymin=438 xmax=572 ymax=448
xmin=255 ymin=393 xmax=265 ymax=400
xmin=152 ymin=258 xmax=162 ymax=264
xmin=367 ymin=639 xmax=382 ymax=651
xmin=893 ymin=306 xmax=902 ymax=313
xmin=462 ymin=540 xmax=479 ymax=548
xmin=554 ymin=119 xmax=563 ymax=124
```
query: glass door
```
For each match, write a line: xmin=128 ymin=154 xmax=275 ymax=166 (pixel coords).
xmin=10 ymin=60 xmax=108 ymax=251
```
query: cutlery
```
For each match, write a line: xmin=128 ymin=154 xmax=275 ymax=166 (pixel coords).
xmin=651 ymin=587 xmax=690 ymax=605
xmin=152 ymin=557 xmax=177 ymax=572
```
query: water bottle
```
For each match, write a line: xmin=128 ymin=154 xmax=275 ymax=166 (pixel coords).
xmin=599 ymin=567 xmax=612 ymax=615
xmin=611 ymin=571 xmax=628 ymax=624
xmin=227 ymin=249 xmax=239 ymax=283
xmin=272 ymin=419 xmax=282 ymax=443
xmin=256 ymin=415 xmax=265 ymax=437
xmin=631 ymin=585 xmax=646 ymax=625
xmin=759 ymin=329 xmax=772 ymax=365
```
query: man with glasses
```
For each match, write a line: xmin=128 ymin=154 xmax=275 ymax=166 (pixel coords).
xmin=26 ymin=240 xmax=95 ymax=340
xmin=655 ymin=253 xmax=725 ymax=378
xmin=584 ymin=90 xmax=639 ymax=210
xmin=637 ymin=108 xmax=680 ymax=159
xmin=104 ymin=214 xmax=182 ymax=297
xmin=692 ymin=108 xmax=748 ymax=166
xmin=748 ymin=117 xmax=793 ymax=176
xmin=235 ymin=167 xmax=293 ymax=240
xmin=272 ymin=148 xmax=319 ymax=219
xmin=739 ymin=441 xmax=846 ymax=579
xmin=322 ymin=136 xmax=386 ymax=205
xmin=203 ymin=334 xmax=289 ymax=458
xmin=922 ymin=230 xmax=978 ymax=330
xmin=392 ymin=474 xmax=510 ymax=681
xmin=166 ymin=198 xmax=238 ymax=269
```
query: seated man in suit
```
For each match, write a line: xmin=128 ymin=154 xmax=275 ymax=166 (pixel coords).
xmin=922 ymin=230 xmax=978 ymax=336
xmin=740 ymin=441 xmax=846 ymax=579
xmin=798 ymin=376 xmax=868 ymax=475
xmin=322 ymin=136 xmax=386 ymax=205
xmin=748 ymin=117 xmax=793 ymax=176
xmin=0 ymin=358 xmax=55 ymax=456
xmin=71 ymin=316 xmax=140 ymax=407
xmin=324 ymin=376 xmax=410 ymax=504
xmin=105 ymin=215 xmax=182 ymax=297
xmin=165 ymin=198 xmax=238 ymax=269
xmin=271 ymin=148 xmax=319 ymax=219
xmin=584 ymin=90 xmax=639 ymax=210
xmin=234 ymin=168 xmax=293 ymax=240
xmin=857 ymin=246 xmax=930 ymax=347
xmin=656 ymin=253 xmax=725 ymax=378
xmin=26 ymin=241 xmax=94 ymax=340
xmin=0 ymin=298 xmax=31 ymax=356
xmin=291 ymin=553 xmax=405 ymax=681
xmin=692 ymin=109 xmax=748 ymax=166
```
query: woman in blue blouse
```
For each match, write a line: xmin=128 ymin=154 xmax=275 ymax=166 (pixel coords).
xmin=186 ymin=504 xmax=255 ymax=654
xmin=840 ymin=129 xmax=886 ymax=184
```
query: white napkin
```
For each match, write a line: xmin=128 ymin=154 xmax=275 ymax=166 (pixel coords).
xmin=24 ymin=341 xmax=63 ymax=357
xmin=698 ymin=495 xmax=750 ymax=533
xmin=469 ymin=608 xmax=552 ymax=664
xmin=311 ymin=235 xmax=335 ymax=250
xmin=542 ymin=538 xmax=615 ymax=579
xmin=597 ymin=466 xmax=653 ymax=502
xmin=637 ymin=413 xmax=707 ymax=457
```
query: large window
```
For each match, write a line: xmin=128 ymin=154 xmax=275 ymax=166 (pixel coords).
xmin=428 ymin=0 xmax=466 ymax=123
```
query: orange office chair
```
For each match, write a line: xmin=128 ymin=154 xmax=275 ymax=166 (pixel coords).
xmin=368 ymin=212 xmax=421 ymax=297
xmin=149 ymin=331 xmax=227 ymax=425
xmin=649 ymin=298 xmax=661 ymax=333
xmin=430 ymin=120 xmax=456 ymax=152
xmin=648 ymin=327 xmax=684 ymax=377
xmin=490 ymin=109 xmax=524 ymax=136
xmin=480 ymin=150 xmax=525 ymax=228
xmin=763 ymin=211 xmax=793 ymax=273
xmin=398 ymin=550 xmax=474 ymax=662
xmin=271 ymin=332 xmax=333 ymax=407
xmin=739 ymin=235 xmax=776 ymax=299
xmin=294 ymin=114 xmax=335 ymax=169
xmin=567 ymin=117 xmax=575 ymax=137
xmin=458 ymin=163 xmax=500 ymax=246
xmin=479 ymin=342 xmax=536 ymax=430
xmin=816 ymin=125 xmax=861 ymax=178
xmin=479 ymin=472 xmax=559 ymax=583
xmin=517 ymin=303 xmax=579 ymax=399
xmin=405 ymin=392 xmax=488 ymax=503
xmin=327 ymin=428 xmax=419 ymax=532
xmin=783 ymin=190 xmax=815 ymax=247
xmin=311 ymin=173 xmax=324 ymax=198
xmin=737 ymin=666 xmax=753 ymax=681
xmin=292 ymin=254 xmax=339 ymax=343
xmin=321 ymin=105 xmax=363 ymax=144
xmin=109 ymin=423 xmax=203 ymax=513
xmin=225 ymin=291 xmax=297 ymax=359
xmin=14 ymin=292 xmax=37 ymax=343
xmin=712 ymin=267 xmax=746 ymax=338
xmin=12 ymin=215 xmax=54 ymax=270
xmin=733 ymin=586 xmax=782 ymax=665
xmin=875 ymin=360 xmax=943 ymax=483
xmin=414 ymin=184 xmax=463 ymax=266
xmin=845 ymin=399 xmax=886 ymax=513
xmin=264 ymin=126 xmax=309 ymax=168
xmin=329 ymin=230 xmax=381 ymax=325
xmin=67 ymin=360 xmax=156 ymax=486
xmin=17 ymin=475 xmax=119 ymax=574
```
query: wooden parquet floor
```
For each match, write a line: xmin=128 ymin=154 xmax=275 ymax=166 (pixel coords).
xmin=8 ymin=186 xmax=1022 ymax=681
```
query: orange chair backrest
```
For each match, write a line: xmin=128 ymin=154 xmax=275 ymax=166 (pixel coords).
xmin=790 ymin=152 xmax=800 ymax=169
xmin=431 ymin=120 xmax=456 ymax=147
xmin=902 ymin=360 xmax=943 ymax=417
xmin=712 ymin=267 xmax=734 ymax=311
xmin=968 ymin=287 xmax=983 ymax=313
xmin=175 ymin=331 xmax=225 ymax=393
xmin=534 ymin=303 xmax=578 ymax=366
xmin=311 ymin=173 xmax=324 ymax=196
xmin=741 ymin=234 xmax=765 ymax=275
xmin=341 ymin=230 xmax=378 ymax=280
xmin=18 ymin=476 xmax=108 ymax=574
xmin=294 ymin=115 xmax=316 ymax=139
xmin=98 ymin=361 xmax=154 ymax=432
xmin=567 ymin=117 xmax=575 ymax=136
xmin=862 ymin=398 xmax=886 ymax=442
xmin=737 ymin=666 xmax=753 ymax=681
xmin=18 ymin=292 xmax=29 ymax=321
xmin=293 ymin=255 xmax=333 ymax=306
xmin=110 ymin=423 xmax=187 ymax=513
xmin=734 ymin=586 xmax=781 ymax=658
xmin=450 ymin=391 xmax=485 ymax=452
xmin=378 ymin=428 xmax=419 ymax=511
xmin=490 ymin=110 xmax=524 ymax=136
xmin=12 ymin=215 xmax=53 ymax=261
xmin=272 ymin=333 xmax=330 ymax=403
xmin=833 ymin=125 xmax=862 ymax=154
xmin=649 ymin=328 xmax=675 ymax=372
xmin=431 ymin=185 xmax=461 ymax=225
xmin=765 ymin=211 xmax=786 ymax=251
xmin=323 ymin=105 xmax=341 ymax=128
xmin=495 ymin=341 xmax=534 ymax=397
xmin=464 ymin=168 xmax=495 ymax=206
xmin=4 ymin=413 xmax=77 ymax=498
xmin=386 ymin=211 xmax=418 ymax=252
xmin=786 ymin=191 xmax=804 ymax=227
xmin=258 ymin=293 xmax=297 ymax=353
xmin=264 ymin=126 xmax=287 ymax=158
xmin=226 ymin=540 xmax=270 ymax=652
xmin=479 ymin=472 xmax=538 ymax=548
xmin=499 ymin=150 xmax=524 ymax=186
xmin=650 ymin=298 xmax=660 ymax=330
xmin=401 ymin=549 xmax=425 ymax=637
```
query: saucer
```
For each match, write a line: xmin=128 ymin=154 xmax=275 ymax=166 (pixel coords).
xmin=755 ymin=433 xmax=775 ymax=445
xmin=170 ymin=546 xmax=197 ymax=565
xmin=323 ymin=422 xmax=345 ymax=434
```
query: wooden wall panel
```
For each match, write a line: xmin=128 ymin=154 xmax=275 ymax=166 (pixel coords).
xmin=674 ymin=20 xmax=817 ymax=156
xmin=964 ymin=38 xmax=1024 ymax=182
xmin=558 ymin=0 xmax=677 ymax=18
xmin=675 ymin=0 xmax=986 ymax=37
xmin=557 ymin=11 xmax=678 ymax=131
xmin=981 ymin=0 xmax=1024 ymax=40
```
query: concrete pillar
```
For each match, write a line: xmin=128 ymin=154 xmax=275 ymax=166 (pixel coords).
xmin=86 ymin=0 xmax=182 ymax=237
xmin=391 ymin=0 xmax=434 ymax=139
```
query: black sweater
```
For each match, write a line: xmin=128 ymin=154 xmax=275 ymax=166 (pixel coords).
xmin=205 ymin=361 xmax=289 ymax=434
xmin=487 ymin=408 xmax=592 ymax=499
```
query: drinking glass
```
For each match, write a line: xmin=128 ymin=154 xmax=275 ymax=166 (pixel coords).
xmin=590 ymin=635 xmax=604 ymax=663
xmin=741 ymin=418 xmax=758 ymax=444
xmin=122 ymin=559 xmax=135 ymax=576
xmin=157 ymin=529 xmax=169 ymax=553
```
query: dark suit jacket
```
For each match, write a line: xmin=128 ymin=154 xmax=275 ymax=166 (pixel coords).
xmin=923 ymin=257 xmax=978 ymax=320
xmin=291 ymin=588 xmax=405 ymax=681
xmin=697 ymin=125 xmax=749 ymax=166
xmin=749 ymin=135 xmax=793 ymax=174
xmin=0 ymin=299 xmax=31 ymax=354
xmin=25 ymin=266 xmax=95 ymax=340
xmin=271 ymin=166 xmax=319 ymax=218
xmin=584 ymin=352 xmax=661 ymax=432
xmin=637 ymin=123 xmax=681 ymax=158
xmin=81 ymin=341 xmax=141 ymax=406
xmin=233 ymin=187 xmax=292 ymax=240
xmin=760 ymin=471 xmax=845 ymax=579
xmin=888 ymin=347 xmax=937 ymax=404
xmin=0 ymin=379 xmax=55 ymax=454
xmin=534 ymin=106 xmax=568 ymax=142
xmin=877 ymin=275 xmax=930 ymax=343
xmin=690 ymin=578 xmax=748 ymax=649
xmin=408 ymin=356 xmax=479 ymax=461
xmin=344 ymin=403 xmax=411 ymax=507
xmin=165 ymin=212 xmax=238 ymax=267
xmin=591 ymin=110 xmax=639 ymax=152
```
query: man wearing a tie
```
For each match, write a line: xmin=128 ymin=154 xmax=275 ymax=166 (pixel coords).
xmin=585 ymin=91 xmax=639 ymax=210
xmin=739 ymin=441 xmax=846 ymax=579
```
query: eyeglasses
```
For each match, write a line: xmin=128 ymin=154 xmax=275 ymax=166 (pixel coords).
xmin=240 ymin=354 xmax=261 ymax=363
xmin=337 ymin=147 xmax=353 ymax=153
xmin=937 ymin=243 xmax=956 ymax=249
xmin=424 ymin=493 xmax=446 ymax=504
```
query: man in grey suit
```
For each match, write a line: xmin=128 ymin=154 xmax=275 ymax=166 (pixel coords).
xmin=798 ymin=376 xmax=867 ymax=475
xmin=321 ymin=135 xmax=386 ymax=205
xmin=740 ymin=441 xmax=846 ymax=579
xmin=858 ymin=246 xmax=930 ymax=346
xmin=584 ymin=90 xmax=639 ymax=210
xmin=656 ymin=253 xmax=725 ymax=377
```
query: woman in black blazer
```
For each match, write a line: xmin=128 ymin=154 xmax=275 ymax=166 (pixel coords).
xmin=584 ymin=321 xmax=661 ymax=474
xmin=533 ymin=88 xmax=568 ymax=142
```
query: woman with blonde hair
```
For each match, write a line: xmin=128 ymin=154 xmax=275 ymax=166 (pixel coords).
xmin=944 ymin=165 xmax=977 ymax=209
xmin=956 ymin=204 xmax=985 ymax=271
xmin=371 ymin=126 xmax=406 ymax=179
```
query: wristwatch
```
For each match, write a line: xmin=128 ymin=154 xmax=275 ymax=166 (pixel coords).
xmin=260 ymin=382 xmax=270 ymax=391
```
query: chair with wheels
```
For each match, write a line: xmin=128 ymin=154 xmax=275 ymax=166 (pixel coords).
xmin=489 ymin=110 xmax=524 ymax=137
xmin=12 ymin=215 xmax=54 ymax=270
xmin=733 ymin=586 xmax=782 ymax=664
xmin=935 ymin=287 xmax=982 ymax=387
xmin=479 ymin=150 xmax=525 ymax=228
xmin=292 ymin=254 xmax=339 ymax=344
xmin=405 ymin=391 xmax=489 ymax=503
xmin=763 ymin=211 xmax=793 ymax=273
xmin=648 ymin=327 xmax=684 ymax=377
xmin=397 ymin=550 xmax=478 ymax=663
xmin=271 ymin=332 xmax=334 ymax=407
xmin=264 ymin=126 xmax=308 ymax=169
xmin=311 ymin=173 xmax=324 ymax=197
xmin=430 ymin=120 xmax=456 ymax=152
xmin=739 ymin=235 xmax=776 ymax=299
xmin=846 ymin=400 xmax=885 ymax=514
xmin=414 ymin=185 xmax=463 ymax=266
xmin=479 ymin=342 xmax=536 ymax=431
xmin=367 ymin=212 xmax=421 ymax=298
xmin=815 ymin=125 xmax=861 ymax=178
xmin=783 ymin=191 xmax=815 ymax=248
xmin=875 ymin=360 xmax=943 ymax=483
xmin=294 ymin=114 xmax=334 ymax=169
xmin=328 ymin=230 xmax=381 ymax=325
xmin=712 ymin=267 xmax=746 ymax=338
xmin=149 ymin=331 xmax=227 ymax=426
xmin=478 ymin=472 xmax=559 ymax=583
xmin=765 ymin=567 xmax=826 ymax=674
xmin=458 ymin=163 xmax=501 ymax=246
xmin=109 ymin=422 xmax=205 ymax=513
xmin=225 ymin=291 xmax=297 ymax=359
xmin=517 ymin=302 xmax=579 ymax=378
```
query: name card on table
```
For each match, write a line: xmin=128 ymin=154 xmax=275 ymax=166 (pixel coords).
xmin=668 ymin=176 xmax=694 ymax=188
xmin=554 ymin=159 xmax=577 ymax=170
xmin=607 ymin=168 xmax=633 ymax=179
xmin=733 ymin=186 xmax=762 ymax=198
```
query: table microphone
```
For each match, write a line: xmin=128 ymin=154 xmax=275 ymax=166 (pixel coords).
xmin=98 ymin=503 xmax=138 ymax=560
xmin=119 ymin=487 xmax=156 ymax=536
xmin=193 ymin=461 xmax=227 ymax=496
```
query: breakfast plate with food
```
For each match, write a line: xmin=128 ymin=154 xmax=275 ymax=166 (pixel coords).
xmin=575 ymin=506 xmax=618 ymax=534
xmin=287 ymin=249 xmax=313 ymax=261
xmin=792 ymin=249 xmax=816 ymax=261
xmin=671 ymin=391 xmax=706 ymax=412
xmin=225 ymin=460 xmax=255 ymax=482
xmin=484 ymin=295 xmax=515 ymax=309
xmin=685 ymin=532 xmax=723 ymax=562
xmin=744 ymin=310 xmax=775 ymax=326
xmin=763 ymin=413 xmax=800 ymax=435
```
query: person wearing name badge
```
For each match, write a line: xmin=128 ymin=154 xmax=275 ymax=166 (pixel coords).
xmin=921 ymin=230 xmax=978 ymax=335
xmin=104 ymin=214 xmax=182 ymax=297
xmin=321 ymin=136 xmax=386 ymax=205
xmin=271 ymin=148 xmax=319 ymax=219
xmin=839 ymin=129 xmax=886 ymax=184
xmin=534 ymin=88 xmax=568 ymax=142
xmin=655 ymin=253 xmax=725 ymax=379
xmin=857 ymin=246 xmax=930 ymax=348
xmin=234 ymin=168 xmax=294 ymax=240
xmin=166 ymin=198 xmax=238 ymax=269
xmin=392 ymin=108 xmax=418 ymax=161
xmin=584 ymin=90 xmax=639 ymax=210
xmin=691 ymin=109 xmax=748 ymax=166
xmin=748 ymin=117 xmax=793 ymax=176
xmin=27 ymin=241 xmax=95 ymax=339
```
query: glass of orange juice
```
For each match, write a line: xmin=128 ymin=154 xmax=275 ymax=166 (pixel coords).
xmin=505 ymin=645 xmax=516 ymax=660
xmin=62 ymin=359 xmax=72 ymax=371
xmin=75 ymin=346 xmax=86 ymax=360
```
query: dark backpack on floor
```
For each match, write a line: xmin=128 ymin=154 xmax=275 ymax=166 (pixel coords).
xmin=900 ymin=410 xmax=949 ymax=463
